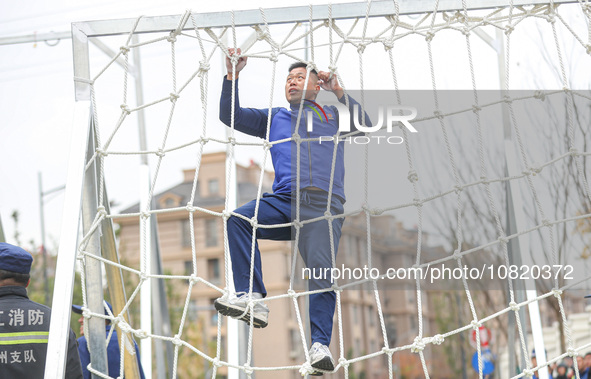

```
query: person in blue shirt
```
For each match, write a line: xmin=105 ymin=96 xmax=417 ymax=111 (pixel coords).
xmin=532 ymin=351 xmax=554 ymax=379
xmin=579 ymin=353 xmax=591 ymax=379
xmin=72 ymin=302 xmax=145 ymax=379
xmin=214 ymin=48 xmax=370 ymax=375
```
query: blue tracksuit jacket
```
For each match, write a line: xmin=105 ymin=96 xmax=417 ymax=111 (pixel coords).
xmin=219 ymin=77 xmax=369 ymax=200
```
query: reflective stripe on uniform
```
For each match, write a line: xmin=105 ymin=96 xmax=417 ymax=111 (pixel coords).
xmin=0 ymin=331 xmax=49 ymax=345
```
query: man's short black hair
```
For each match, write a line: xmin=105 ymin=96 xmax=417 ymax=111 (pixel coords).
xmin=288 ymin=62 xmax=318 ymax=76
xmin=0 ymin=269 xmax=30 ymax=285
xmin=585 ymin=352 xmax=591 ymax=358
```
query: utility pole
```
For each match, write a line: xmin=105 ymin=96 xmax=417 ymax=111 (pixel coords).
xmin=38 ymin=172 xmax=65 ymax=305
xmin=472 ymin=26 xmax=548 ymax=378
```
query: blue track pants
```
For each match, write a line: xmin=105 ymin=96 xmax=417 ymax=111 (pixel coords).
xmin=227 ymin=189 xmax=344 ymax=346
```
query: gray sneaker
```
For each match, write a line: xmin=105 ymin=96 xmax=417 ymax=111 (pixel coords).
xmin=214 ymin=292 xmax=269 ymax=328
xmin=309 ymin=342 xmax=335 ymax=375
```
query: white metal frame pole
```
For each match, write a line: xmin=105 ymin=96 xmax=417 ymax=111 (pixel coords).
xmin=140 ymin=164 xmax=153 ymax=379
xmin=132 ymin=32 xmax=174 ymax=377
xmin=131 ymin=30 xmax=157 ymax=379
xmin=491 ymin=24 xmax=529 ymax=370
xmin=505 ymin=143 xmax=549 ymax=378
xmin=473 ymin=25 xmax=548 ymax=377
xmin=45 ymin=21 xmax=95 ymax=379
xmin=220 ymin=30 xmax=241 ymax=379
xmin=45 ymin=101 xmax=92 ymax=378
xmin=497 ymin=24 xmax=548 ymax=377
xmin=221 ymin=30 xmax=260 ymax=379
xmin=133 ymin=44 xmax=153 ymax=375
xmin=37 ymin=173 xmax=51 ymax=305
xmin=226 ymin=147 xmax=240 ymax=379
xmin=45 ymin=18 xmax=93 ymax=378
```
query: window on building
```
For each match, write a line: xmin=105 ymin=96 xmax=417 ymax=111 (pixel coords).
xmin=208 ymin=178 xmax=219 ymax=196
xmin=386 ymin=315 xmax=398 ymax=346
xmin=404 ymin=254 xmax=413 ymax=268
xmin=216 ymin=336 xmax=226 ymax=357
xmin=184 ymin=260 xmax=193 ymax=276
xmin=352 ymin=305 xmax=358 ymax=324
xmin=187 ymin=300 xmax=198 ymax=321
xmin=406 ymin=286 xmax=415 ymax=304
xmin=289 ymin=329 xmax=300 ymax=354
xmin=209 ymin=297 xmax=219 ymax=325
xmin=345 ymin=235 xmax=354 ymax=258
xmin=285 ymin=254 xmax=292 ymax=281
xmin=164 ymin=197 xmax=176 ymax=208
xmin=356 ymin=237 xmax=365 ymax=264
xmin=205 ymin=219 xmax=218 ymax=247
xmin=207 ymin=258 xmax=220 ymax=284
xmin=181 ymin=219 xmax=192 ymax=248
xmin=368 ymin=305 xmax=375 ymax=326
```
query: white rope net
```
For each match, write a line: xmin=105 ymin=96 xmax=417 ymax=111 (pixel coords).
xmin=72 ymin=1 xmax=591 ymax=378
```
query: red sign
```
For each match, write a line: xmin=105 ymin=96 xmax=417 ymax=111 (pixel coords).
xmin=470 ymin=326 xmax=492 ymax=348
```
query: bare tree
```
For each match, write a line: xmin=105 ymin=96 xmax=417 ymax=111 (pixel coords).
xmin=414 ymin=18 xmax=591 ymax=358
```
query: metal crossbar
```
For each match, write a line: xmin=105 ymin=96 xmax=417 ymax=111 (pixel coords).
xmin=71 ymin=0 xmax=577 ymax=100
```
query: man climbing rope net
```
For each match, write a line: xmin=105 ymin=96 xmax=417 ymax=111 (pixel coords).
xmin=215 ymin=48 xmax=370 ymax=375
